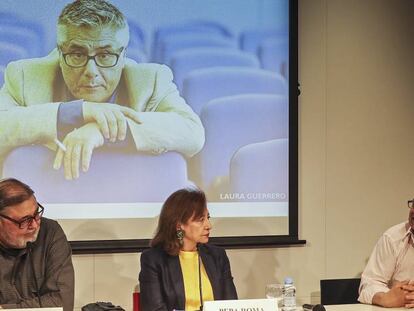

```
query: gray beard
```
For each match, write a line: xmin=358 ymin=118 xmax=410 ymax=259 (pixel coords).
xmin=0 ymin=228 xmax=40 ymax=249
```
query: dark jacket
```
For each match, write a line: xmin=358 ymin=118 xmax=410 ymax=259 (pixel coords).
xmin=0 ymin=218 xmax=74 ymax=311
xmin=139 ymin=244 xmax=237 ymax=311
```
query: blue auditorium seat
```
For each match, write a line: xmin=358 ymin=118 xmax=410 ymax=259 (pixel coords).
xmin=188 ymin=94 xmax=288 ymax=198
xmin=0 ymin=42 xmax=28 ymax=68
xmin=240 ymin=29 xmax=287 ymax=55
xmin=3 ymin=145 xmax=190 ymax=203
xmin=152 ymin=20 xmax=233 ymax=62
xmin=182 ymin=67 xmax=287 ymax=115
xmin=159 ymin=33 xmax=237 ymax=65
xmin=230 ymin=139 xmax=289 ymax=202
xmin=170 ymin=47 xmax=260 ymax=91
xmin=259 ymin=37 xmax=289 ymax=77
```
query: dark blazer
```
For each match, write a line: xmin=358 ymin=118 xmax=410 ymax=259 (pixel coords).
xmin=139 ymin=244 xmax=238 ymax=311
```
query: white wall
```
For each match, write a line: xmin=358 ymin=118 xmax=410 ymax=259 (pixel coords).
xmin=69 ymin=0 xmax=414 ymax=309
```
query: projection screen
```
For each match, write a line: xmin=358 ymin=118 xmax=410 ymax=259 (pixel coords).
xmin=0 ymin=0 xmax=299 ymax=251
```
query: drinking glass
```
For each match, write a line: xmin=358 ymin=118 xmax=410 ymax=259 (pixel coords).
xmin=265 ymin=283 xmax=284 ymax=309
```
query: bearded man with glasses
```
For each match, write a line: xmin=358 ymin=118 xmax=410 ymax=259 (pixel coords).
xmin=358 ymin=199 xmax=414 ymax=308
xmin=0 ymin=0 xmax=204 ymax=181
xmin=0 ymin=178 xmax=74 ymax=310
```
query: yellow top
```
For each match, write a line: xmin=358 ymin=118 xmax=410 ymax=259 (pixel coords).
xmin=179 ymin=250 xmax=214 ymax=311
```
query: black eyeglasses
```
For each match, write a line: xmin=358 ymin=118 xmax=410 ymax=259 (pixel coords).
xmin=408 ymin=199 xmax=414 ymax=209
xmin=0 ymin=203 xmax=44 ymax=229
xmin=60 ymin=47 xmax=124 ymax=68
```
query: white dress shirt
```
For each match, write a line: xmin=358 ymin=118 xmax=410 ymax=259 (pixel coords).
xmin=358 ymin=222 xmax=414 ymax=304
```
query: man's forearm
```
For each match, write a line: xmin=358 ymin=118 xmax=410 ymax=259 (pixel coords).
xmin=372 ymin=292 xmax=389 ymax=307
xmin=372 ymin=286 xmax=407 ymax=308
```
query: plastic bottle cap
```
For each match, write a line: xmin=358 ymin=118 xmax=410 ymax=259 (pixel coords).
xmin=284 ymin=277 xmax=293 ymax=284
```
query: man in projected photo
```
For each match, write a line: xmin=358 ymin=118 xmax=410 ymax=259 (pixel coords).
xmin=358 ymin=198 xmax=414 ymax=308
xmin=0 ymin=0 xmax=204 ymax=180
xmin=0 ymin=178 xmax=74 ymax=310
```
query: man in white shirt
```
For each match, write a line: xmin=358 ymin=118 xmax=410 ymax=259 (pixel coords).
xmin=359 ymin=199 xmax=414 ymax=308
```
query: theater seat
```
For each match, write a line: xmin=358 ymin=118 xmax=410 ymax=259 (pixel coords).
xmin=188 ymin=94 xmax=288 ymax=198
xmin=259 ymin=37 xmax=289 ymax=77
xmin=229 ymin=139 xmax=288 ymax=202
xmin=0 ymin=42 xmax=28 ymax=68
xmin=0 ymin=26 xmax=41 ymax=57
xmin=2 ymin=145 xmax=189 ymax=203
xmin=127 ymin=20 xmax=146 ymax=52
xmin=182 ymin=67 xmax=287 ymax=115
xmin=170 ymin=47 xmax=260 ymax=91
xmin=240 ymin=29 xmax=287 ymax=54
xmin=152 ymin=20 xmax=232 ymax=62
xmin=159 ymin=33 xmax=237 ymax=65
xmin=0 ymin=12 xmax=45 ymax=56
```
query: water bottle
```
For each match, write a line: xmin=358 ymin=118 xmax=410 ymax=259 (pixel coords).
xmin=282 ymin=277 xmax=296 ymax=311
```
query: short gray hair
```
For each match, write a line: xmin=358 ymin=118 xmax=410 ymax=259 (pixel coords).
xmin=58 ymin=0 xmax=128 ymax=30
xmin=0 ymin=178 xmax=34 ymax=212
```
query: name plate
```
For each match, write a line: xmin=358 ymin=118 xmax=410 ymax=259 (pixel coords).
xmin=203 ymin=298 xmax=278 ymax=311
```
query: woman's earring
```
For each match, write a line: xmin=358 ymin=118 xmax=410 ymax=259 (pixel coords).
xmin=176 ymin=229 xmax=184 ymax=245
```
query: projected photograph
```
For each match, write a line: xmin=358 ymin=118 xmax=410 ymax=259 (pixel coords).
xmin=0 ymin=0 xmax=291 ymax=237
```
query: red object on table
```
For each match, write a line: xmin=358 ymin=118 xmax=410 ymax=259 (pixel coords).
xmin=133 ymin=291 xmax=140 ymax=311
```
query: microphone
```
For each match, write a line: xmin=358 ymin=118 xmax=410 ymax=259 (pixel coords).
xmin=27 ymin=242 xmax=42 ymax=308
xmin=197 ymin=244 xmax=203 ymax=311
xmin=303 ymin=304 xmax=326 ymax=311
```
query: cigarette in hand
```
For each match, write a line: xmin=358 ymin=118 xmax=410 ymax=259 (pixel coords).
xmin=54 ymin=138 xmax=67 ymax=152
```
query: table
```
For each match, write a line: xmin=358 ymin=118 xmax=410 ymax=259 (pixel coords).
xmin=324 ymin=304 xmax=405 ymax=311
